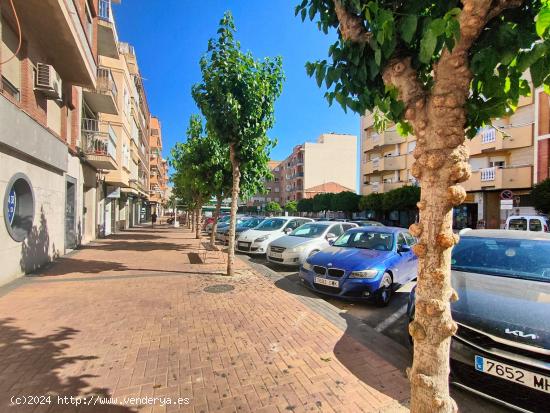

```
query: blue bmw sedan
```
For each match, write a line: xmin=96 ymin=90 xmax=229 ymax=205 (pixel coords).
xmin=299 ymin=226 xmax=418 ymax=306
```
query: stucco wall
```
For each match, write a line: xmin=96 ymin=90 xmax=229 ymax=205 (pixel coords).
xmin=0 ymin=148 xmax=65 ymax=286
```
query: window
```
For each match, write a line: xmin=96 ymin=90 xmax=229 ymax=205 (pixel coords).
xmin=329 ymin=224 xmax=344 ymax=237
xmin=489 ymin=161 xmax=505 ymax=168
xmin=529 ymin=219 xmax=543 ymax=232
xmin=290 ymin=223 xmax=329 ymax=238
xmin=1 ymin=19 xmax=21 ymax=98
xmin=404 ymin=232 xmax=417 ymax=246
xmin=85 ymin=2 xmax=93 ymax=42
xmin=397 ymin=233 xmax=407 ymax=250
xmin=285 ymin=220 xmax=301 ymax=231
xmin=508 ymin=218 xmax=527 ymax=230
xmin=342 ymin=224 xmax=355 ymax=232
xmin=4 ymin=173 xmax=34 ymax=242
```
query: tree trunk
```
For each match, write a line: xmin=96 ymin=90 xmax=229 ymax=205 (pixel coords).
xmin=195 ymin=206 xmax=201 ymax=239
xmin=210 ymin=194 xmax=223 ymax=248
xmin=191 ymin=210 xmax=195 ymax=233
xmin=227 ymin=144 xmax=241 ymax=276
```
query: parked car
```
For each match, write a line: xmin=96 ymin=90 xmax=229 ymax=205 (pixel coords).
xmin=505 ymin=215 xmax=549 ymax=232
xmin=215 ymin=216 xmax=252 ymax=241
xmin=205 ymin=214 xmax=231 ymax=234
xmin=217 ymin=217 xmax=264 ymax=244
xmin=266 ymin=221 xmax=358 ymax=266
xmin=299 ymin=226 xmax=418 ymax=306
xmin=350 ymin=220 xmax=384 ymax=227
xmin=407 ymin=230 xmax=550 ymax=412
xmin=235 ymin=217 xmax=313 ymax=255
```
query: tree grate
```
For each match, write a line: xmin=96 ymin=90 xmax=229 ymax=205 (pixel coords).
xmin=203 ymin=284 xmax=235 ymax=294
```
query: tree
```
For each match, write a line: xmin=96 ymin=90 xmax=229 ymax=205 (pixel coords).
xmin=193 ymin=12 xmax=284 ymax=276
xmin=531 ymin=178 xmax=550 ymax=214
xmin=359 ymin=193 xmax=384 ymax=219
xmin=383 ymin=186 xmax=421 ymax=212
xmin=297 ymin=1 xmax=550 ymax=410
xmin=265 ymin=201 xmax=283 ymax=214
xmin=312 ymin=193 xmax=335 ymax=215
xmin=285 ymin=200 xmax=298 ymax=213
xmin=331 ymin=191 xmax=360 ymax=218
xmin=297 ymin=198 xmax=314 ymax=213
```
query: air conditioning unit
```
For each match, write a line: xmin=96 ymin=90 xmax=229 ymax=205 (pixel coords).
xmin=35 ymin=63 xmax=62 ymax=100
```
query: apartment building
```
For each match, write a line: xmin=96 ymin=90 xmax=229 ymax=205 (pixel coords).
xmin=360 ymin=86 xmax=548 ymax=229
xmin=0 ymin=0 xmax=157 ymax=286
xmin=247 ymin=160 xmax=282 ymax=208
xmin=149 ymin=116 xmax=169 ymax=215
xmin=280 ymin=133 xmax=357 ymax=203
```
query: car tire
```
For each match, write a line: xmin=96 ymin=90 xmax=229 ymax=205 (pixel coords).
xmin=375 ymin=272 xmax=393 ymax=307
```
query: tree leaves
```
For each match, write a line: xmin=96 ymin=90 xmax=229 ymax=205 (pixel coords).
xmin=536 ymin=5 xmax=550 ymax=37
xmin=400 ymin=15 xmax=417 ymax=44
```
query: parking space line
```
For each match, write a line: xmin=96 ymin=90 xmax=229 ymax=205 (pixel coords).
xmin=374 ymin=304 xmax=409 ymax=333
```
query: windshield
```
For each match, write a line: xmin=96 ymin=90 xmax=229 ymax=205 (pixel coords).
xmin=290 ymin=223 xmax=329 ymax=238
xmin=452 ymin=237 xmax=550 ymax=282
xmin=218 ymin=215 xmax=230 ymax=223
xmin=333 ymin=231 xmax=394 ymax=251
xmin=241 ymin=218 xmax=262 ymax=228
xmin=255 ymin=218 xmax=286 ymax=231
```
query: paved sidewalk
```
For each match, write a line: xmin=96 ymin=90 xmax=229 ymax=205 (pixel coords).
xmin=0 ymin=225 xmax=410 ymax=413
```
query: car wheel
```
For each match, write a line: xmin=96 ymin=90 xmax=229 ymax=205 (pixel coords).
xmin=375 ymin=272 xmax=393 ymax=307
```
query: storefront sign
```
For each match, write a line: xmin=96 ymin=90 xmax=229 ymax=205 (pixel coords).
xmin=106 ymin=186 xmax=121 ymax=199
xmin=7 ymin=188 xmax=16 ymax=225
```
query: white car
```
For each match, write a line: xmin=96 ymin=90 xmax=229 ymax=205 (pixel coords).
xmin=505 ymin=215 xmax=549 ymax=232
xmin=266 ymin=221 xmax=358 ymax=266
xmin=235 ymin=216 xmax=313 ymax=255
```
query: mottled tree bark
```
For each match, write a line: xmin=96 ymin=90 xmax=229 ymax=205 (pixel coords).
xmin=227 ymin=144 xmax=241 ymax=276
xmin=195 ymin=206 xmax=201 ymax=239
xmin=191 ymin=210 xmax=195 ymax=233
xmin=334 ymin=0 xmax=524 ymax=411
xmin=210 ymin=194 xmax=223 ymax=248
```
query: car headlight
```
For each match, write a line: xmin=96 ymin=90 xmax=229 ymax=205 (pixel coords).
xmin=302 ymin=262 xmax=313 ymax=271
xmin=255 ymin=235 xmax=269 ymax=242
xmin=349 ymin=269 xmax=379 ymax=278
xmin=290 ymin=245 xmax=307 ymax=253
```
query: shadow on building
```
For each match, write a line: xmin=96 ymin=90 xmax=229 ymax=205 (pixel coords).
xmin=20 ymin=208 xmax=52 ymax=274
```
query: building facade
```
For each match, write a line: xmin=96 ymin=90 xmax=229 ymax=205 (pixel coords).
xmin=149 ymin=116 xmax=169 ymax=215
xmin=0 ymin=0 xmax=159 ymax=286
xmin=360 ymin=86 xmax=548 ymax=229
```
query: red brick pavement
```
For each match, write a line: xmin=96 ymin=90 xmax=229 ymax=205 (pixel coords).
xmin=0 ymin=225 xmax=410 ymax=413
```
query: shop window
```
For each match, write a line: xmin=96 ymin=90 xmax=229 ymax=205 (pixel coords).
xmin=4 ymin=174 xmax=34 ymax=242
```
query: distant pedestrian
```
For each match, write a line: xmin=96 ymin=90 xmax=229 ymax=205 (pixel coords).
xmin=151 ymin=212 xmax=157 ymax=228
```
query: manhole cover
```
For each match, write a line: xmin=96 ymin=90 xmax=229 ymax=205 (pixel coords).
xmin=203 ymin=284 xmax=235 ymax=294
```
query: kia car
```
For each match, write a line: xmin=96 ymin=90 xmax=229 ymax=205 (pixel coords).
xmin=408 ymin=230 xmax=550 ymax=412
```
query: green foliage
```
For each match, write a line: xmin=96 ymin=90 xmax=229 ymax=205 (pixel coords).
xmin=296 ymin=0 xmax=550 ymax=137
xmin=382 ymin=186 xmax=421 ymax=211
xmin=531 ymin=178 xmax=550 ymax=214
xmin=192 ymin=11 xmax=285 ymax=199
xmin=265 ymin=201 xmax=283 ymax=213
xmin=285 ymin=200 xmax=299 ymax=213
xmin=359 ymin=193 xmax=384 ymax=212
xmin=297 ymin=198 xmax=314 ymax=213
xmin=330 ymin=191 xmax=361 ymax=214
xmin=312 ymin=193 xmax=335 ymax=212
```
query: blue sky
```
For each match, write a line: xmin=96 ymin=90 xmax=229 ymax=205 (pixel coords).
xmin=113 ymin=0 xmax=359 ymax=163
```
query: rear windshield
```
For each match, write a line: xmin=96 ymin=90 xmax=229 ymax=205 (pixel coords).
xmin=508 ymin=218 xmax=527 ymax=230
xmin=452 ymin=236 xmax=550 ymax=282
xmin=255 ymin=218 xmax=286 ymax=231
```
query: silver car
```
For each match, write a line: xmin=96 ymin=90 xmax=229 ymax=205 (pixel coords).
xmin=266 ymin=221 xmax=358 ymax=266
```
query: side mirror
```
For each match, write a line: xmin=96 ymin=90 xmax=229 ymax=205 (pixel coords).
xmin=398 ymin=244 xmax=411 ymax=253
xmin=284 ymin=228 xmax=293 ymax=234
xmin=326 ymin=233 xmax=337 ymax=244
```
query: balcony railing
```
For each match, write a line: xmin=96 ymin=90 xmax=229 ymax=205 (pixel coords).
xmin=480 ymin=167 xmax=496 ymax=182
xmin=97 ymin=67 xmax=118 ymax=101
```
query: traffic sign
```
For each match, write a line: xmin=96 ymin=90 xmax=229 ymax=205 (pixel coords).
xmin=500 ymin=190 xmax=514 ymax=200
xmin=500 ymin=199 xmax=513 ymax=210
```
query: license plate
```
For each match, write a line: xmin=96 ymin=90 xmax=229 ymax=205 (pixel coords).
xmin=475 ymin=355 xmax=550 ymax=394
xmin=238 ymin=242 xmax=249 ymax=248
xmin=314 ymin=277 xmax=339 ymax=288
xmin=269 ymin=252 xmax=283 ymax=259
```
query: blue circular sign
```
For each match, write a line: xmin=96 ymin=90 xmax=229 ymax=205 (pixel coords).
xmin=7 ymin=187 xmax=16 ymax=225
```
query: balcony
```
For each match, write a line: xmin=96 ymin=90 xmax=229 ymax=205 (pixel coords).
xmin=365 ymin=129 xmax=405 ymax=151
xmin=462 ymin=166 xmax=533 ymax=192
xmin=83 ymin=67 xmax=118 ymax=115
xmin=363 ymin=181 xmax=407 ymax=195
xmin=365 ymin=155 xmax=407 ymax=174
xmin=80 ymin=119 xmax=117 ymax=170
xmin=119 ymin=42 xmax=139 ymax=75
xmin=98 ymin=0 xmax=120 ymax=58
xmin=14 ymin=0 xmax=96 ymax=88
xmin=468 ymin=125 xmax=533 ymax=155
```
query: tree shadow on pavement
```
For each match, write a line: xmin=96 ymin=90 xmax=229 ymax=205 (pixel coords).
xmin=27 ymin=259 xmax=128 ymax=277
xmin=0 ymin=318 xmax=136 ymax=413
xmin=83 ymin=242 xmax=186 ymax=252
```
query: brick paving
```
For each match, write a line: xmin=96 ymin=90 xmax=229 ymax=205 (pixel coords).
xmin=0 ymin=225 xmax=410 ymax=413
